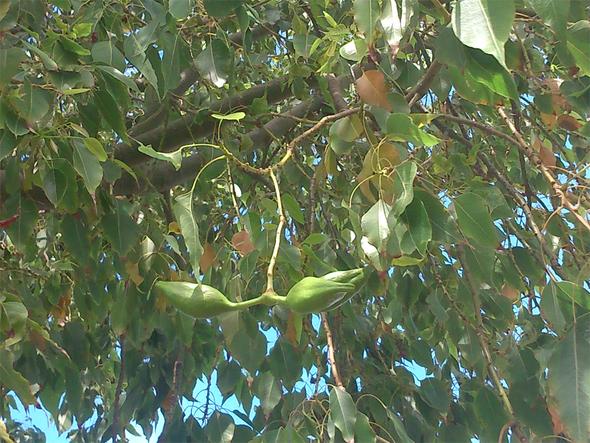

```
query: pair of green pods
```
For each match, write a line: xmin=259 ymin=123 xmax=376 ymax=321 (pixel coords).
xmin=153 ymin=268 xmax=368 ymax=318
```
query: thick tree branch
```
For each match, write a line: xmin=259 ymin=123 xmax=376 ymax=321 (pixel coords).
xmin=130 ymin=24 xmax=274 ymax=137
xmin=115 ymin=76 xmax=294 ymax=165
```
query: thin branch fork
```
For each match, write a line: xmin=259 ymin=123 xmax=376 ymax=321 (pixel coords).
xmin=456 ymin=246 xmax=528 ymax=443
xmin=497 ymin=107 xmax=590 ymax=234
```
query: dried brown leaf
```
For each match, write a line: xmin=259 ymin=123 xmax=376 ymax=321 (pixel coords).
xmin=355 ymin=70 xmax=392 ymax=111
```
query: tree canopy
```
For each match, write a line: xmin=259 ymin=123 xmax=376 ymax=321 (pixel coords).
xmin=1 ymin=0 xmax=590 ymax=441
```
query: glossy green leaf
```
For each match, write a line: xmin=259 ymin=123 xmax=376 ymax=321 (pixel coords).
xmin=361 ymin=199 xmax=391 ymax=250
xmin=254 ymin=372 xmax=281 ymax=415
xmin=386 ymin=114 xmax=440 ymax=146
xmin=196 ymin=40 xmax=231 ymax=88
xmin=173 ymin=192 xmax=203 ymax=275
xmin=83 ymin=137 xmax=107 ymax=162
xmin=548 ymin=314 xmax=590 ymax=442
xmin=169 ymin=0 xmax=194 ymax=19
xmin=138 ymin=143 xmax=183 ymax=170
xmin=101 ymin=200 xmax=139 ymax=255
xmin=73 ymin=141 xmax=103 ymax=194
xmin=454 ymin=192 xmax=498 ymax=248
xmin=451 ymin=0 xmax=515 ymax=67
xmin=567 ymin=21 xmax=590 ymax=76
xmin=380 ymin=0 xmax=417 ymax=49
xmin=329 ymin=387 xmax=357 ymax=442
xmin=353 ymin=0 xmax=379 ymax=43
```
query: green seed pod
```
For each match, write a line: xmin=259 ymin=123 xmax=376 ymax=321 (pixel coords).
xmin=285 ymin=268 xmax=368 ymax=314
xmin=154 ymin=281 xmax=238 ymax=318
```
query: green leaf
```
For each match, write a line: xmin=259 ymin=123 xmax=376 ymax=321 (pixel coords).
xmin=173 ymin=192 xmax=203 ymax=275
xmin=41 ymin=159 xmax=78 ymax=210
xmin=101 ymin=200 xmax=139 ymax=255
xmin=23 ymin=41 xmax=58 ymax=71
xmin=59 ymin=36 xmax=91 ymax=56
xmin=354 ymin=0 xmax=379 ymax=43
xmin=254 ymin=372 xmax=281 ymax=415
xmin=526 ymin=0 xmax=569 ymax=35
xmin=400 ymin=200 xmax=432 ymax=255
xmin=203 ymin=0 xmax=242 ymax=17
xmin=354 ymin=412 xmax=376 ymax=443
xmin=567 ymin=21 xmax=590 ymax=76
xmin=13 ymin=80 xmax=52 ymax=123
xmin=386 ymin=114 xmax=440 ymax=146
xmin=138 ymin=143 xmax=183 ymax=170
xmin=0 ymin=129 xmax=16 ymax=160
xmin=61 ymin=215 xmax=90 ymax=264
xmin=329 ymin=387 xmax=357 ymax=442
xmin=454 ymin=192 xmax=498 ymax=248
xmin=391 ymin=161 xmax=417 ymax=216
xmin=465 ymin=48 xmax=518 ymax=99
xmin=293 ymin=33 xmax=319 ymax=59
xmin=196 ymin=40 xmax=231 ymax=88
xmin=169 ymin=0 xmax=194 ymax=19
xmin=0 ymin=48 xmax=24 ymax=86
xmin=94 ymin=88 xmax=128 ymax=140
xmin=91 ymin=40 xmax=126 ymax=72
xmin=451 ymin=0 xmax=515 ymax=68
xmin=361 ymin=199 xmax=391 ymax=250
xmin=0 ymin=352 xmax=36 ymax=405
xmin=380 ymin=0 xmax=417 ymax=49
xmin=339 ymin=39 xmax=368 ymax=62
xmin=418 ymin=378 xmax=450 ymax=412
xmin=83 ymin=137 xmax=107 ymax=161
xmin=95 ymin=66 xmax=139 ymax=92
xmin=547 ymin=314 xmax=590 ymax=442
xmin=73 ymin=141 xmax=103 ymax=194
xmin=282 ymin=193 xmax=304 ymax=224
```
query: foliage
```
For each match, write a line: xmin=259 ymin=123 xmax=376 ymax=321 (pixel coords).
xmin=0 ymin=0 xmax=589 ymax=441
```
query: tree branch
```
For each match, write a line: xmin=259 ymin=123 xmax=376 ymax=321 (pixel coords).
xmin=497 ymin=107 xmax=590 ymax=234
xmin=113 ymin=334 xmax=126 ymax=443
xmin=321 ymin=312 xmax=343 ymax=388
xmin=115 ymin=76 xmax=294 ymax=165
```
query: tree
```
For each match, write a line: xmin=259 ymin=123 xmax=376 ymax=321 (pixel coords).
xmin=0 ymin=0 xmax=589 ymax=441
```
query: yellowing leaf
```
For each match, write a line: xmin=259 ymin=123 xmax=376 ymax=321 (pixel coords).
xmin=168 ymin=221 xmax=181 ymax=234
xmin=125 ymin=261 xmax=144 ymax=286
xmin=357 ymin=142 xmax=401 ymax=203
xmin=355 ymin=70 xmax=392 ymax=111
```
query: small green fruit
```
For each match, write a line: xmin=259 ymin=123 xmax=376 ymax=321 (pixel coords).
xmin=285 ymin=268 xmax=367 ymax=314
xmin=154 ymin=281 xmax=238 ymax=318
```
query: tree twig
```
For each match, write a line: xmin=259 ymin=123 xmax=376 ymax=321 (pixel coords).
xmin=321 ymin=312 xmax=343 ymax=388
xmin=455 ymin=246 xmax=528 ymax=443
xmin=113 ymin=334 xmax=127 ymax=443
xmin=266 ymin=169 xmax=285 ymax=293
xmin=497 ymin=107 xmax=590 ymax=234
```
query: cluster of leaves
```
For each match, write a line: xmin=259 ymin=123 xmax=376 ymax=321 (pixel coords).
xmin=0 ymin=0 xmax=589 ymax=442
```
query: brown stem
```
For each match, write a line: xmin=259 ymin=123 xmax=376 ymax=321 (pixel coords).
xmin=406 ymin=61 xmax=442 ymax=107
xmin=456 ymin=246 xmax=528 ymax=443
xmin=321 ymin=312 xmax=343 ymax=388
xmin=113 ymin=334 xmax=127 ymax=443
